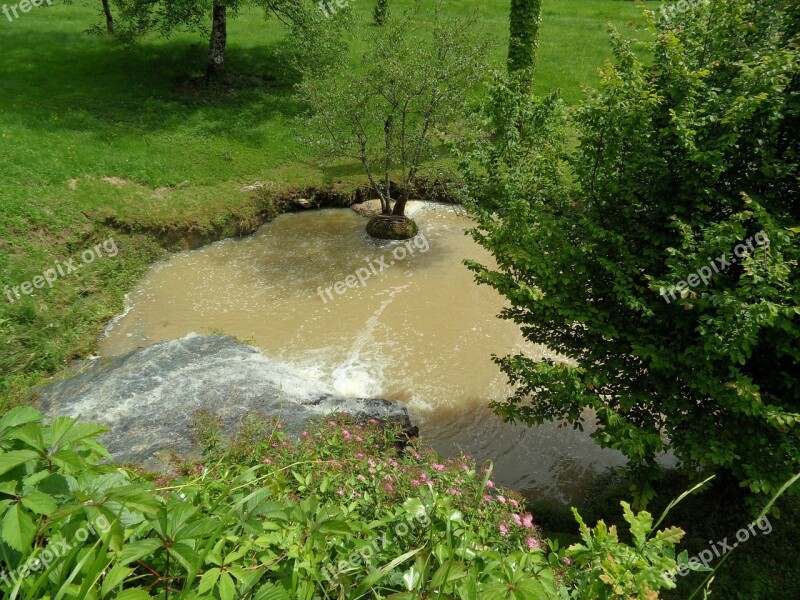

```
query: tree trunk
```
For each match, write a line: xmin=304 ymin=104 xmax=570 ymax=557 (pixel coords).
xmin=392 ymin=191 xmax=408 ymax=216
xmin=508 ymin=0 xmax=542 ymax=90
xmin=206 ymin=1 xmax=227 ymax=80
xmin=101 ymin=0 xmax=114 ymax=34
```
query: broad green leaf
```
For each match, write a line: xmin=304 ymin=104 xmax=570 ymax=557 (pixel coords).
xmin=0 ymin=449 xmax=40 ymax=477
xmin=21 ymin=490 xmax=58 ymax=515
xmin=0 ymin=407 xmax=42 ymax=434
xmin=7 ymin=421 xmax=46 ymax=451
xmin=100 ymin=564 xmax=134 ymax=595
xmin=2 ymin=503 xmax=37 ymax=551
xmin=218 ymin=571 xmax=236 ymax=600
xmin=168 ymin=541 xmax=200 ymax=572
xmin=106 ymin=485 xmax=162 ymax=514
xmin=199 ymin=567 xmax=221 ymax=593
xmin=118 ymin=538 xmax=163 ymax=565
xmin=116 ymin=589 xmax=151 ymax=600
xmin=252 ymin=582 xmax=291 ymax=600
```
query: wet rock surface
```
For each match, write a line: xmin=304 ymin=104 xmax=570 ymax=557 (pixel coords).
xmin=366 ymin=215 xmax=420 ymax=240
xmin=34 ymin=334 xmax=414 ymax=469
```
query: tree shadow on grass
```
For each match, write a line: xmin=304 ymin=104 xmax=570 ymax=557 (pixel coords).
xmin=0 ymin=29 xmax=305 ymax=148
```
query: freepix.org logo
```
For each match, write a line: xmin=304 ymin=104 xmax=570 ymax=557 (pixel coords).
xmin=317 ymin=233 xmax=430 ymax=304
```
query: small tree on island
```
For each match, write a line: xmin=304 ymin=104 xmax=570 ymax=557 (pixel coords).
xmin=300 ymin=4 xmax=485 ymax=238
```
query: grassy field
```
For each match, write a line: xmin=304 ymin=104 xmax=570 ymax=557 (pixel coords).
xmin=0 ymin=0 xmax=654 ymax=405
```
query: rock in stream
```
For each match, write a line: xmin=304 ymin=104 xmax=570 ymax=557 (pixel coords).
xmin=33 ymin=334 xmax=414 ymax=470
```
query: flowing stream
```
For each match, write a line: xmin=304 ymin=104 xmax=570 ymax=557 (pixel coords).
xmin=100 ymin=205 xmax=628 ymax=504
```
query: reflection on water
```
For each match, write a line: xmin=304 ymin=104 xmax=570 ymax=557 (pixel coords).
xmin=101 ymin=205 xmax=628 ymax=504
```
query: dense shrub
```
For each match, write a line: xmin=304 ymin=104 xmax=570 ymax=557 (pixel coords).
xmin=462 ymin=0 xmax=800 ymax=507
xmin=0 ymin=408 xmax=690 ymax=598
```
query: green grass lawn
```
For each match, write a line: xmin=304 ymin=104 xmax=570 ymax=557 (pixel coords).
xmin=0 ymin=0 xmax=654 ymax=406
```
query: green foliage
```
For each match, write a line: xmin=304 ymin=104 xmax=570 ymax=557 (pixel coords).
xmin=299 ymin=3 xmax=487 ymax=214
xmin=462 ymin=0 xmax=800 ymax=508
xmin=0 ymin=409 xmax=690 ymax=598
xmin=564 ymin=502 xmax=688 ymax=599
xmin=508 ymin=0 xmax=543 ymax=90
xmin=110 ymin=0 xmax=347 ymax=75
xmin=373 ymin=0 xmax=388 ymax=26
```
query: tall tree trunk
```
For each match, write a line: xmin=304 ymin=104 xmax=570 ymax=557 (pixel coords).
xmin=101 ymin=0 xmax=114 ymax=34
xmin=207 ymin=1 xmax=227 ymax=80
xmin=507 ymin=0 xmax=542 ymax=91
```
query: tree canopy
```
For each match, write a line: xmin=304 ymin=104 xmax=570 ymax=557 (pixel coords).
xmin=463 ymin=0 xmax=800 ymax=507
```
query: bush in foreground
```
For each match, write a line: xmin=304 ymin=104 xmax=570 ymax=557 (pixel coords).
xmin=0 ymin=408 xmax=689 ymax=598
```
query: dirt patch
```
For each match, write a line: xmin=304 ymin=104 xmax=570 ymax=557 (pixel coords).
xmin=102 ymin=177 xmax=130 ymax=186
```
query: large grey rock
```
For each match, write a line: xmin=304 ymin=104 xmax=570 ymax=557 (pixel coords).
xmin=33 ymin=335 xmax=414 ymax=469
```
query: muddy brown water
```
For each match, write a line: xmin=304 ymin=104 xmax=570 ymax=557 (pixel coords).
xmin=101 ymin=205 xmax=628 ymax=504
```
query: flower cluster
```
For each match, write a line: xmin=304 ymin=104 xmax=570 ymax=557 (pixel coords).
xmin=187 ymin=413 xmax=545 ymax=555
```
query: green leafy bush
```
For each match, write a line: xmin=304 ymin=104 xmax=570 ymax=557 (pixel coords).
xmin=0 ymin=408 xmax=689 ymax=598
xmin=462 ymin=0 xmax=800 ymax=508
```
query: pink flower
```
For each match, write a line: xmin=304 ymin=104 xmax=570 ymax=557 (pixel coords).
xmin=497 ymin=495 xmax=506 ymax=504
xmin=486 ymin=480 xmax=495 ymax=489
xmin=512 ymin=514 xmax=522 ymax=526
xmin=563 ymin=557 xmax=573 ymax=566
xmin=482 ymin=494 xmax=491 ymax=503
xmin=276 ymin=423 xmax=283 ymax=430
xmin=483 ymin=466 xmax=491 ymax=473
xmin=390 ymin=460 xmax=399 ymax=467
xmin=328 ymin=420 xmax=337 ymax=426
xmin=509 ymin=499 xmax=519 ymax=508
xmin=526 ymin=537 xmax=540 ymax=550
xmin=263 ymin=458 xmax=272 ymax=464
xmin=499 ymin=524 xmax=509 ymax=537
xmin=368 ymin=458 xmax=376 ymax=467
xmin=522 ymin=514 xmax=533 ymax=528
xmin=411 ymin=479 xmax=421 ymax=487
xmin=357 ymin=474 xmax=366 ymax=481
xmin=301 ymin=431 xmax=309 ymax=437
xmin=356 ymin=453 xmax=365 ymax=459
xmin=355 ymin=435 xmax=364 ymax=442
xmin=412 ymin=451 xmax=421 ymax=459
xmin=369 ymin=418 xmax=380 ymax=425
xmin=447 ymin=488 xmax=461 ymax=496
xmin=432 ymin=463 xmax=446 ymax=472
xmin=384 ymin=483 xmax=394 ymax=493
